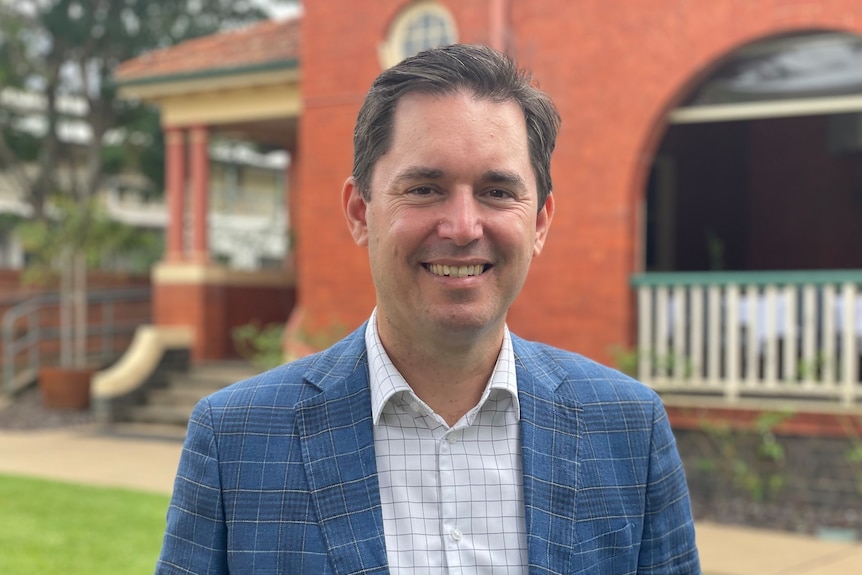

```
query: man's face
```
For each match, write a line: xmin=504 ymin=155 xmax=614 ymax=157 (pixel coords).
xmin=343 ymin=90 xmax=554 ymax=346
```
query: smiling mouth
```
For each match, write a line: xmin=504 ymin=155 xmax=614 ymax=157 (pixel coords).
xmin=425 ymin=264 xmax=490 ymax=278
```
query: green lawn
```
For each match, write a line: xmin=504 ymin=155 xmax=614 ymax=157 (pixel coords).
xmin=0 ymin=474 xmax=170 ymax=575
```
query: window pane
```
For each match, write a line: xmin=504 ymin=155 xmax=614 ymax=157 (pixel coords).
xmin=402 ymin=13 xmax=452 ymax=58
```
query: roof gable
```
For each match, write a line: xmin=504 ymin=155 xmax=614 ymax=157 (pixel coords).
xmin=115 ymin=17 xmax=300 ymax=85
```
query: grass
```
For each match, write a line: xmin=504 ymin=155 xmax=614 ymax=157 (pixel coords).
xmin=0 ymin=473 xmax=170 ymax=575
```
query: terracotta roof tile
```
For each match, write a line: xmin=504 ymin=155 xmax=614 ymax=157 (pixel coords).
xmin=115 ymin=17 xmax=300 ymax=83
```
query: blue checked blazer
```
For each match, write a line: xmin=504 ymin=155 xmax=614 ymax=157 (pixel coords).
xmin=156 ymin=325 xmax=700 ymax=574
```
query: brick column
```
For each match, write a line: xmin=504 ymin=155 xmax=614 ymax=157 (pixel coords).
xmin=164 ymin=127 xmax=187 ymax=261
xmin=489 ymin=0 xmax=507 ymax=51
xmin=286 ymin=146 xmax=300 ymax=271
xmin=189 ymin=125 xmax=210 ymax=263
xmin=282 ymin=146 xmax=305 ymax=360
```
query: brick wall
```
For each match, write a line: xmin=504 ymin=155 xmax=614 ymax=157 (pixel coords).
xmin=155 ymin=282 xmax=295 ymax=362
xmin=297 ymin=0 xmax=862 ymax=364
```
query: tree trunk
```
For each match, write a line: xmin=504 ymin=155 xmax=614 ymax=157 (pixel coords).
xmin=73 ymin=251 xmax=87 ymax=368
xmin=59 ymin=248 xmax=73 ymax=368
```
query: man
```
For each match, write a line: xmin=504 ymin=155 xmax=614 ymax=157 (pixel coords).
xmin=157 ymin=44 xmax=700 ymax=574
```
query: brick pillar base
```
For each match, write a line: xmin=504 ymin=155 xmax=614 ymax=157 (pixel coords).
xmin=152 ymin=262 xmax=296 ymax=363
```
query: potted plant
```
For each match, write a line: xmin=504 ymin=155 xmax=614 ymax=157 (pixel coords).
xmin=18 ymin=196 xmax=150 ymax=409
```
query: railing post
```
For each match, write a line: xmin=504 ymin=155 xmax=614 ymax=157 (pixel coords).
xmin=841 ymin=282 xmax=858 ymax=407
xmin=707 ymin=285 xmax=721 ymax=384
xmin=656 ymin=286 xmax=670 ymax=381
xmin=801 ymin=285 xmax=816 ymax=385
xmin=637 ymin=286 xmax=652 ymax=383
xmin=102 ymin=300 xmax=115 ymax=360
xmin=744 ymin=284 xmax=760 ymax=385
xmin=689 ymin=286 xmax=704 ymax=383
xmin=782 ymin=285 xmax=798 ymax=384
xmin=763 ymin=285 xmax=779 ymax=385
xmin=725 ymin=284 xmax=741 ymax=403
xmin=28 ymin=310 xmax=39 ymax=376
xmin=672 ymin=286 xmax=686 ymax=380
xmin=823 ymin=286 xmax=837 ymax=383
xmin=3 ymin=312 xmax=13 ymax=393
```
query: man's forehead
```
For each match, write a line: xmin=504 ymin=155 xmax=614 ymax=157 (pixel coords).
xmin=392 ymin=88 xmax=523 ymax=119
xmin=389 ymin=89 xmax=528 ymax=140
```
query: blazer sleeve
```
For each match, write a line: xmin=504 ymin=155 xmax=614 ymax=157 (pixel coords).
xmin=637 ymin=396 xmax=701 ymax=574
xmin=156 ymin=398 xmax=229 ymax=575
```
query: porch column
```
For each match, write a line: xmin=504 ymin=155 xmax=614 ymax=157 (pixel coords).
xmin=164 ymin=126 xmax=187 ymax=261
xmin=282 ymin=145 xmax=305 ymax=360
xmin=189 ymin=124 xmax=210 ymax=263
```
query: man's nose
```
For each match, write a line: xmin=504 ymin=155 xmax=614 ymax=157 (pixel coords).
xmin=437 ymin=191 xmax=483 ymax=246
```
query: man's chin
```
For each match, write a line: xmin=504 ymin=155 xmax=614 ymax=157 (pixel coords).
xmin=426 ymin=308 xmax=503 ymax=340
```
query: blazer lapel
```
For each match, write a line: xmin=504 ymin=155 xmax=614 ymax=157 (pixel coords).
xmin=515 ymin=339 xmax=582 ymax=575
xmin=295 ymin=332 xmax=389 ymax=575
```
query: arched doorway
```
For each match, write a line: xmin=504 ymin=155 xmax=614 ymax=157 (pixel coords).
xmin=636 ymin=31 xmax=862 ymax=405
xmin=646 ymin=31 xmax=862 ymax=273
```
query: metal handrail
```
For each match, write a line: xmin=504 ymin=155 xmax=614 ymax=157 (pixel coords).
xmin=1 ymin=287 xmax=151 ymax=393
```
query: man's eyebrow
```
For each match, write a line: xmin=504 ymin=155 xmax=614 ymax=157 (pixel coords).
xmin=391 ymin=167 xmax=527 ymax=189
xmin=392 ymin=166 xmax=445 ymax=185
xmin=483 ymin=170 xmax=527 ymax=188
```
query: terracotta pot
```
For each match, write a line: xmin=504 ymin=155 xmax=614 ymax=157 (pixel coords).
xmin=38 ymin=366 xmax=96 ymax=410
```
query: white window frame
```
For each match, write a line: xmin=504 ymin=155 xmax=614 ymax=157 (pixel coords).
xmin=378 ymin=1 xmax=458 ymax=69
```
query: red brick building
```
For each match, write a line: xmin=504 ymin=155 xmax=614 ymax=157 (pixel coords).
xmin=117 ymin=0 xmax=862 ymax=370
xmin=113 ymin=2 xmax=862 ymax=530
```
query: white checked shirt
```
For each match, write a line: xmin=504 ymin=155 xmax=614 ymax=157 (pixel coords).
xmin=366 ymin=312 xmax=528 ymax=574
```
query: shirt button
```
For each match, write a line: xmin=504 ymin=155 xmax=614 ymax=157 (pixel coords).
xmin=450 ymin=528 xmax=462 ymax=542
xmin=447 ymin=434 xmax=458 ymax=444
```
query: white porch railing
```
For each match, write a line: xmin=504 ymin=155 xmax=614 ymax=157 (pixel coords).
xmin=631 ymin=271 xmax=862 ymax=406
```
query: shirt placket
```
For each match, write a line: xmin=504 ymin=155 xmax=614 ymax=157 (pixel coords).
xmin=439 ymin=425 xmax=464 ymax=572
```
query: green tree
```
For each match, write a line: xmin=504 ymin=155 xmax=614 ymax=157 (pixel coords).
xmin=0 ymin=0 xmax=285 ymax=216
xmin=0 ymin=0 xmax=292 ymax=368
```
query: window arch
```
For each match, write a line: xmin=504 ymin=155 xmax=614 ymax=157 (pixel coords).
xmin=379 ymin=2 xmax=458 ymax=69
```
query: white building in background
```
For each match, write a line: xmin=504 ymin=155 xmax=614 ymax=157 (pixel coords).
xmin=0 ymin=88 xmax=289 ymax=271
xmin=103 ymin=141 xmax=290 ymax=271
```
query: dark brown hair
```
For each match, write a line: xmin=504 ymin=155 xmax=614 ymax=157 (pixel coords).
xmin=352 ymin=44 xmax=561 ymax=209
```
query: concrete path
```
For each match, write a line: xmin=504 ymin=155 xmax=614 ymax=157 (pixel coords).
xmin=2 ymin=423 xmax=862 ymax=574
xmin=0 ymin=424 xmax=183 ymax=494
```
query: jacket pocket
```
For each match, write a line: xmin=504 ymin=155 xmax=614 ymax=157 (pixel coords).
xmin=570 ymin=522 xmax=638 ymax=574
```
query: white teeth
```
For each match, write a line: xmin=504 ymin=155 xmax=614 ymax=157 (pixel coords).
xmin=429 ymin=264 xmax=484 ymax=277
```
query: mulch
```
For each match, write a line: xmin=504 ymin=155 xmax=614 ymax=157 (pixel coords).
xmin=0 ymin=387 xmax=97 ymax=430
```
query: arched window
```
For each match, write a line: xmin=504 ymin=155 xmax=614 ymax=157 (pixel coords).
xmin=379 ymin=2 xmax=458 ymax=69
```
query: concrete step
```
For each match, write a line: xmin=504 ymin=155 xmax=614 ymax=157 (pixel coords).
xmin=167 ymin=364 xmax=259 ymax=389
xmin=122 ymin=361 xmax=260 ymax=429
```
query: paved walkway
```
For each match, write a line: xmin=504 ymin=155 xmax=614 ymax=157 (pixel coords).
xmin=2 ymin=423 xmax=862 ymax=574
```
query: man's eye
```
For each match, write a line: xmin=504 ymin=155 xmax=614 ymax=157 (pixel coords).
xmin=409 ymin=186 xmax=435 ymax=195
xmin=488 ymin=189 xmax=513 ymax=199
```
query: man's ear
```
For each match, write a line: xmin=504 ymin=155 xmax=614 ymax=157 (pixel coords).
xmin=533 ymin=192 xmax=554 ymax=257
xmin=342 ymin=177 xmax=369 ymax=246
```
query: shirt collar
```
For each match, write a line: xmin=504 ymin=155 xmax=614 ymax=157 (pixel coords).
xmin=365 ymin=308 xmax=520 ymax=425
